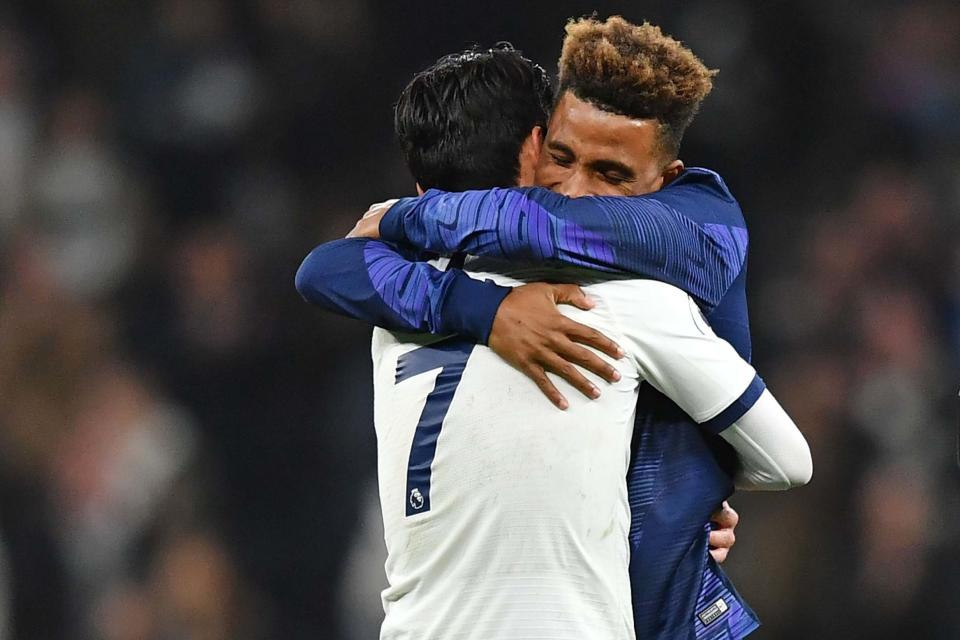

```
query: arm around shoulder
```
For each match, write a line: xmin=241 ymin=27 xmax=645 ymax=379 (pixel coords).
xmin=613 ymin=281 xmax=811 ymax=491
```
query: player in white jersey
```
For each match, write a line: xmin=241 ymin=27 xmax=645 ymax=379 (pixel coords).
xmin=371 ymin=261 xmax=806 ymax=640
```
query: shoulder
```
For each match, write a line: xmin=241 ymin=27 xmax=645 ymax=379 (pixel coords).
xmin=655 ymin=167 xmax=746 ymax=228
xmin=588 ymin=279 xmax=695 ymax=327
xmin=673 ymin=167 xmax=737 ymax=202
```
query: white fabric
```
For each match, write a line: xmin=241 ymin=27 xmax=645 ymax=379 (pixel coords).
xmin=371 ymin=267 xmax=771 ymax=640
xmin=721 ymin=390 xmax=813 ymax=491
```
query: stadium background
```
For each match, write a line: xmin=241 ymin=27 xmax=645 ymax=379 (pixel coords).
xmin=0 ymin=1 xmax=956 ymax=638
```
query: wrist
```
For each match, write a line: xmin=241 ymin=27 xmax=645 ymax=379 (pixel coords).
xmin=378 ymin=197 xmax=417 ymax=244
xmin=441 ymin=273 xmax=511 ymax=344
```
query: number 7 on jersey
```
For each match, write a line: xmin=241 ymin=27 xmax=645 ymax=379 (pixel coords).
xmin=395 ymin=338 xmax=475 ymax=516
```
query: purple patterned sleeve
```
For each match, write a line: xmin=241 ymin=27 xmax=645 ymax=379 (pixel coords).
xmin=379 ymin=170 xmax=748 ymax=311
xmin=296 ymin=238 xmax=509 ymax=343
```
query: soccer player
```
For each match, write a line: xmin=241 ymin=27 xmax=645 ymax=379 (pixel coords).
xmin=298 ymin=20 xmax=810 ymax=640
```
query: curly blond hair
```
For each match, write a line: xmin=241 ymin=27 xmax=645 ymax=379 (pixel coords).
xmin=558 ymin=16 xmax=716 ymax=157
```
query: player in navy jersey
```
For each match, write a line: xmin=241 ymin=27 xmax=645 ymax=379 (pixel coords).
xmin=298 ymin=18 xmax=811 ymax=639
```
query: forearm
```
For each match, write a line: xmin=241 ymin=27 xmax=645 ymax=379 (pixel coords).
xmin=295 ymin=238 xmax=508 ymax=342
xmin=381 ymin=188 xmax=614 ymax=267
xmin=720 ymin=390 xmax=813 ymax=491
xmin=381 ymin=181 xmax=743 ymax=310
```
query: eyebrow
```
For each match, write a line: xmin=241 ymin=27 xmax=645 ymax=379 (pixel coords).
xmin=546 ymin=140 xmax=575 ymax=157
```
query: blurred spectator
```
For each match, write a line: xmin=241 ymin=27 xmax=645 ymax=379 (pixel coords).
xmin=49 ymin=361 xmax=200 ymax=638
xmin=121 ymin=0 xmax=260 ymax=223
xmin=0 ymin=27 xmax=35 ymax=236
xmin=95 ymin=530 xmax=267 ymax=640
xmin=30 ymin=88 xmax=143 ymax=300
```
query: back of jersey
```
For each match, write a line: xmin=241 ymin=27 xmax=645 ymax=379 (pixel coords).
xmin=372 ymin=270 xmax=637 ymax=640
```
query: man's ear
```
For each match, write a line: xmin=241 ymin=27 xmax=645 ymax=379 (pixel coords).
xmin=516 ymin=126 xmax=544 ymax=187
xmin=660 ymin=159 xmax=684 ymax=187
xmin=416 ymin=183 xmax=425 ymax=196
xmin=529 ymin=125 xmax=544 ymax=157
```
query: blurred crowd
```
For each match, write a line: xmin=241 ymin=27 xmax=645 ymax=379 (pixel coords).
xmin=0 ymin=1 xmax=956 ymax=639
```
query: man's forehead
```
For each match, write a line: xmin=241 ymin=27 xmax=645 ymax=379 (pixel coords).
xmin=548 ymin=92 xmax=658 ymax=156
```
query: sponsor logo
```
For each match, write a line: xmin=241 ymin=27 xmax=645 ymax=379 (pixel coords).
xmin=698 ymin=597 xmax=730 ymax=626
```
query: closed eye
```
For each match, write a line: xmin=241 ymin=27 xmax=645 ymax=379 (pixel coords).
xmin=600 ymin=172 xmax=632 ymax=185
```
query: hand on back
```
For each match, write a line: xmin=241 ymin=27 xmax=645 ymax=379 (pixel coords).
xmin=487 ymin=283 xmax=624 ymax=410
xmin=346 ymin=199 xmax=397 ymax=239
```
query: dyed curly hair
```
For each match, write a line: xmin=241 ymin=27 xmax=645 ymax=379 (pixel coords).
xmin=558 ymin=16 xmax=716 ymax=158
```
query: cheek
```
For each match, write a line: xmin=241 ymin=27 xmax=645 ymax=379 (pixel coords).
xmin=627 ymin=179 xmax=658 ymax=196
xmin=590 ymin=181 xmax=630 ymax=197
xmin=632 ymin=165 xmax=666 ymax=195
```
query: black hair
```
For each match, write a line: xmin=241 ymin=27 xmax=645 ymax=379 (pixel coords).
xmin=394 ymin=43 xmax=552 ymax=192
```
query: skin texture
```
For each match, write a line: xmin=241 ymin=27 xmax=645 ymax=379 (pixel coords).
xmin=487 ymin=283 xmax=623 ymax=409
xmin=536 ymin=91 xmax=683 ymax=197
xmin=709 ymin=501 xmax=739 ymax=562
xmin=349 ymin=89 xmax=739 ymax=561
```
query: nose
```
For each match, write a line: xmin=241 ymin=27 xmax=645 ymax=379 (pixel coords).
xmin=554 ymin=170 xmax=592 ymax=198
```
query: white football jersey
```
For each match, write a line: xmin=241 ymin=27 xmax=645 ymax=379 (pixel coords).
xmin=372 ymin=264 xmax=757 ymax=640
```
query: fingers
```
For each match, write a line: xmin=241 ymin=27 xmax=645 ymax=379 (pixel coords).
xmin=542 ymin=354 xmax=601 ymax=402
xmin=487 ymin=282 xmax=624 ymax=408
xmin=527 ymin=365 xmax=569 ymax=410
xmin=709 ymin=546 xmax=730 ymax=564
xmin=362 ymin=198 xmax=399 ymax=218
xmin=349 ymin=199 xmax=399 ymax=238
xmin=551 ymin=284 xmax=595 ymax=311
xmin=554 ymin=341 xmax=621 ymax=384
xmin=710 ymin=501 xmax=739 ymax=529
xmin=346 ymin=217 xmax=379 ymax=239
xmin=708 ymin=528 xmax=736 ymax=557
xmin=563 ymin=318 xmax=624 ymax=360
xmin=709 ymin=501 xmax=738 ymax=565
